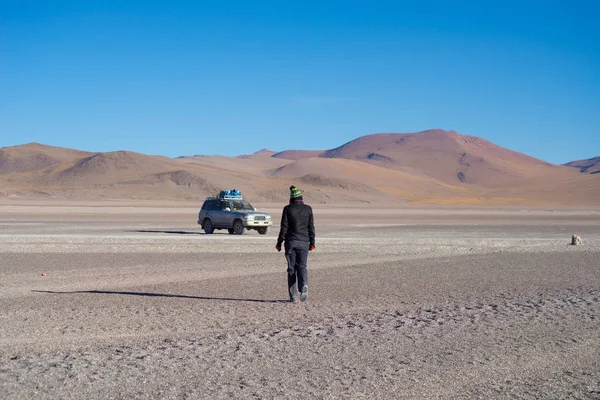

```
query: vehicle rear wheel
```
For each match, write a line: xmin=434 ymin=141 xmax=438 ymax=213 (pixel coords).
xmin=228 ymin=228 xmax=235 ymax=235
xmin=233 ymin=220 xmax=247 ymax=235
xmin=203 ymin=219 xmax=214 ymax=234
xmin=257 ymin=227 xmax=269 ymax=235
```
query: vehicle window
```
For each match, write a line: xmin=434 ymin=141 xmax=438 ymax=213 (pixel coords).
xmin=202 ymin=200 xmax=220 ymax=211
xmin=203 ymin=199 xmax=253 ymax=211
xmin=226 ymin=200 xmax=254 ymax=211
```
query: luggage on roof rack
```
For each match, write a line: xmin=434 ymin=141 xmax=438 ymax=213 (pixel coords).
xmin=218 ymin=189 xmax=243 ymax=199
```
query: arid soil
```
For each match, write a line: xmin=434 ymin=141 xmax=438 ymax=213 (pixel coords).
xmin=1 ymin=202 xmax=599 ymax=399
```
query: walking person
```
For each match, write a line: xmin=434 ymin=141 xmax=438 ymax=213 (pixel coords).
xmin=276 ymin=186 xmax=315 ymax=303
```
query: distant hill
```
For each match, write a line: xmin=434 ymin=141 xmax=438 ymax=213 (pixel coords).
xmin=565 ymin=156 xmax=600 ymax=174
xmin=271 ymin=150 xmax=326 ymax=160
xmin=1 ymin=131 xmax=598 ymax=205
xmin=316 ymin=129 xmax=558 ymax=188
xmin=236 ymin=148 xmax=278 ymax=158
xmin=0 ymin=143 xmax=92 ymax=175
xmin=252 ymin=148 xmax=277 ymax=156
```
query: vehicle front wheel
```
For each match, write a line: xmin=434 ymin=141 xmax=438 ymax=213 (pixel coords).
xmin=233 ymin=220 xmax=247 ymax=235
xmin=257 ymin=227 xmax=269 ymax=235
xmin=203 ymin=219 xmax=214 ymax=234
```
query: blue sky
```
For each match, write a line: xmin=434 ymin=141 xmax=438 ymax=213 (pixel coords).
xmin=1 ymin=0 xmax=599 ymax=163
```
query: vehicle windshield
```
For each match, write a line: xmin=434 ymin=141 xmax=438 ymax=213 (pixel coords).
xmin=226 ymin=200 xmax=254 ymax=211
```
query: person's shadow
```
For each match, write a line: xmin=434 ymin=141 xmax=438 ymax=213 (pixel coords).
xmin=32 ymin=290 xmax=284 ymax=303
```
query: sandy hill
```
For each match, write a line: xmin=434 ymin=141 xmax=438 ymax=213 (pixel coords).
xmin=0 ymin=143 xmax=378 ymax=203
xmin=565 ymin=156 xmax=600 ymax=174
xmin=180 ymin=154 xmax=289 ymax=173
xmin=231 ymin=149 xmax=278 ymax=159
xmin=292 ymin=130 xmax=567 ymax=188
xmin=272 ymin=150 xmax=326 ymax=160
xmin=59 ymin=150 xmax=175 ymax=182
xmin=265 ymin=129 xmax=598 ymax=204
xmin=1 ymin=131 xmax=599 ymax=205
xmin=268 ymin=157 xmax=466 ymax=203
xmin=249 ymin=148 xmax=277 ymax=157
xmin=0 ymin=143 xmax=92 ymax=175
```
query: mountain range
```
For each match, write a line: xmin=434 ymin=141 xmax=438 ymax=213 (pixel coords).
xmin=1 ymin=129 xmax=598 ymax=205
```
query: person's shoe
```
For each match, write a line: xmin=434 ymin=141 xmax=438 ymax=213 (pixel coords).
xmin=300 ymin=286 xmax=308 ymax=302
xmin=289 ymin=295 xmax=298 ymax=303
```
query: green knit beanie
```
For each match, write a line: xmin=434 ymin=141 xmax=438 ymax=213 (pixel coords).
xmin=290 ymin=185 xmax=302 ymax=199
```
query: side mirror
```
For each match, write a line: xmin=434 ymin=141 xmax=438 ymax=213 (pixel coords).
xmin=253 ymin=207 xmax=257 ymax=211
xmin=224 ymin=207 xmax=231 ymax=212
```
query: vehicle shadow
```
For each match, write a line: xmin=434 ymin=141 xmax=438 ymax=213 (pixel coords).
xmin=32 ymin=290 xmax=284 ymax=303
xmin=130 ymin=230 xmax=205 ymax=235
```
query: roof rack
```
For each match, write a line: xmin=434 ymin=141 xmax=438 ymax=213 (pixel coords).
xmin=206 ymin=189 xmax=244 ymax=200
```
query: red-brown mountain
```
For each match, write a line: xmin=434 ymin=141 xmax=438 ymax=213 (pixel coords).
xmin=565 ymin=156 xmax=600 ymax=174
xmin=273 ymin=129 xmax=565 ymax=188
xmin=1 ymin=131 xmax=598 ymax=205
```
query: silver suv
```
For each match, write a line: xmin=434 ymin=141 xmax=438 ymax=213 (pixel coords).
xmin=198 ymin=196 xmax=272 ymax=235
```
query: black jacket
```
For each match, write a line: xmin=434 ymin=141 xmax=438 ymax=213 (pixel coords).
xmin=277 ymin=202 xmax=315 ymax=247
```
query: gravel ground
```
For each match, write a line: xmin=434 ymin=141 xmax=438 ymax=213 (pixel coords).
xmin=1 ymin=204 xmax=599 ymax=399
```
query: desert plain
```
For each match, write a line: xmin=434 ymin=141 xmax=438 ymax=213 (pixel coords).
xmin=1 ymin=200 xmax=599 ymax=399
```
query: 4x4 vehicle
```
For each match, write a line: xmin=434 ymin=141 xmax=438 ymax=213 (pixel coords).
xmin=198 ymin=190 xmax=272 ymax=235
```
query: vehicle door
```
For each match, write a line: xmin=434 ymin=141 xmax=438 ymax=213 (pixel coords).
xmin=218 ymin=200 xmax=234 ymax=227
xmin=210 ymin=200 xmax=228 ymax=227
xmin=204 ymin=200 xmax=221 ymax=226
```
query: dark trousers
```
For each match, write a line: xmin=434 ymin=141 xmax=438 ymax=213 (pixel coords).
xmin=285 ymin=240 xmax=309 ymax=297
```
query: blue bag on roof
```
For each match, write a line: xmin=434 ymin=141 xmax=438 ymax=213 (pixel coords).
xmin=219 ymin=189 xmax=242 ymax=199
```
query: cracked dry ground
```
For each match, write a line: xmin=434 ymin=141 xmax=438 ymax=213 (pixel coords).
xmin=1 ymin=219 xmax=600 ymax=399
